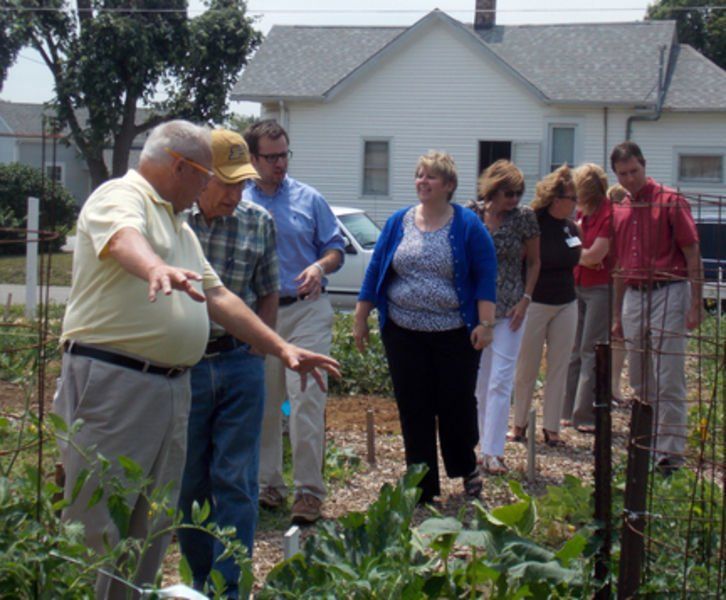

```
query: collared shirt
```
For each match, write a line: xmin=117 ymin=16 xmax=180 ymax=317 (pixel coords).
xmin=243 ymin=176 xmax=345 ymax=297
xmin=613 ymin=178 xmax=699 ymax=286
xmin=61 ymin=170 xmax=222 ymax=366
xmin=187 ymin=200 xmax=279 ymax=339
xmin=574 ymin=198 xmax=613 ymax=288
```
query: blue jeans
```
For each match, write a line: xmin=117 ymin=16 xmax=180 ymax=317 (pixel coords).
xmin=177 ymin=346 xmax=265 ymax=597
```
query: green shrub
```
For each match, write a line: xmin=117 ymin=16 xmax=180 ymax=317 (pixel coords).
xmin=0 ymin=163 xmax=78 ymax=255
xmin=330 ymin=312 xmax=393 ymax=397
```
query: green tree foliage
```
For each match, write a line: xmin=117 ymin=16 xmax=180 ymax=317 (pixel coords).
xmin=226 ymin=112 xmax=257 ymax=135
xmin=0 ymin=162 xmax=77 ymax=255
xmin=1 ymin=1 xmax=261 ymax=189
xmin=647 ymin=0 xmax=726 ymax=70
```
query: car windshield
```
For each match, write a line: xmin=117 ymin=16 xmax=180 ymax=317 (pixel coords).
xmin=339 ymin=212 xmax=380 ymax=249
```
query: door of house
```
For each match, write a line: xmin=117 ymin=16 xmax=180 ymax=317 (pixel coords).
xmin=478 ymin=141 xmax=512 ymax=194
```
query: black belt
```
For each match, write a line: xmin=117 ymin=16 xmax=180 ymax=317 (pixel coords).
xmin=628 ymin=280 xmax=679 ymax=291
xmin=204 ymin=334 xmax=244 ymax=355
xmin=63 ymin=341 xmax=188 ymax=378
xmin=279 ymin=288 xmax=326 ymax=307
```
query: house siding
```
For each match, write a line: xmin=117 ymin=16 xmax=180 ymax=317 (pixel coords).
xmin=250 ymin=20 xmax=725 ymax=226
xmin=629 ymin=112 xmax=726 ymax=209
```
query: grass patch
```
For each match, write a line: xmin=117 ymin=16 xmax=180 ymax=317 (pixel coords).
xmin=0 ymin=253 xmax=73 ymax=286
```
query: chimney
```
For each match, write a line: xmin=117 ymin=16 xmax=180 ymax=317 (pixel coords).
xmin=475 ymin=0 xmax=496 ymax=30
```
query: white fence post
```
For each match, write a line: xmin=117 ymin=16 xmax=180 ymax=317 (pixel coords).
xmin=25 ymin=196 xmax=39 ymax=319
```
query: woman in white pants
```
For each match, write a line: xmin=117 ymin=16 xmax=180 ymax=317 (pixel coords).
xmin=469 ymin=160 xmax=540 ymax=474
xmin=512 ymin=165 xmax=581 ymax=447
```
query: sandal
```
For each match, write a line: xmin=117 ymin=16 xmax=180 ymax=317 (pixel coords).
xmin=506 ymin=425 xmax=527 ymax=443
xmin=482 ymin=455 xmax=508 ymax=475
xmin=463 ymin=470 xmax=483 ymax=497
xmin=542 ymin=429 xmax=566 ymax=448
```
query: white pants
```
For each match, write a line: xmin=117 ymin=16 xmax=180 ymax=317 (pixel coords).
xmin=259 ymin=295 xmax=334 ymax=500
xmin=514 ymin=300 xmax=578 ymax=433
xmin=476 ymin=317 xmax=526 ymax=457
xmin=622 ymin=282 xmax=689 ymax=462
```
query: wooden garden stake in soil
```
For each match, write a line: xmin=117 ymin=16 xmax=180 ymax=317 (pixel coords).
xmin=366 ymin=408 xmax=376 ymax=465
xmin=527 ymin=408 xmax=536 ymax=481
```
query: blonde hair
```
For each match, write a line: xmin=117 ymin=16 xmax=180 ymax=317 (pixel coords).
xmin=477 ymin=159 xmax=525 ymax=201
xmin=415 ymin=150 xmax=458 ymax=201
xmin=531 ymin=164 xmax=574 ymax=211
xmin=573 ymin=163 xmax=608 ymax=214
xmin=607 ymin=183 xmax=628 ymax=204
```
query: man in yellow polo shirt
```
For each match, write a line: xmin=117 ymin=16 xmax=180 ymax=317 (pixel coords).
xmin=54 ymin=120 xmax=339 ymax=599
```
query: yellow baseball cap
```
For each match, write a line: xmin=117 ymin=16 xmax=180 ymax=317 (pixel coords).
xmin=211 ymin=129 xmax=259 ymax=184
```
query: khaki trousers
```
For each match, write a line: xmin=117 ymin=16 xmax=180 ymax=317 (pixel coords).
xmin=53 ymin=353 xmax=191 ymax=600
xmin=622 ymin=282 xmax=689 ymax=462
xmin=513 ymin=300 xmax=578 ymax=433
xmin=259 ymin=295 xmax=334 ymax=500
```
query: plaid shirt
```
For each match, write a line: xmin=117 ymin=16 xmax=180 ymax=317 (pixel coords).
xmin=188 ymin=200 xmax=279 ymax=339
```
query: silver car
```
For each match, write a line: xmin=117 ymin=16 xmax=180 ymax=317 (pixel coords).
xmin=328 ymin=206 xmax=381 ymax=309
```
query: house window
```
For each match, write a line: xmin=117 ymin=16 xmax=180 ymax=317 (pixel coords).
xmin=362 ymin=140 xmax=389 ymax=196
xmin=549 ymin=126 xmax=575 ymax=172
xmin=45 ymin=164 xmax=64 ymax=185
xmin=678 ymin=154 xmax=723 ymax=183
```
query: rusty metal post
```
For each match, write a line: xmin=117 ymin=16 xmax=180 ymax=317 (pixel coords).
xmin=618 ymin=399 xmax=653 ymax=599
xmin=594 ymin=343 xmax=612 ymax=598
xmin=366 ymin=408 xmax=376 ymax=466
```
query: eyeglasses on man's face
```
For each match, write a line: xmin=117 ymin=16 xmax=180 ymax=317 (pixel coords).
xmin=256 ymin=150 xmax=293 ymax=164
xmin=559 ymin=194 xmax=578 ymax=202
xmin=164 ymin=147 xmax=214 ymax=178
xmin=502 ymin=189 xmax=524 ymax=199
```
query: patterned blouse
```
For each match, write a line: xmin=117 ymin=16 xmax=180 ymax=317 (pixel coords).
xmin=469 ymin=202 xmax=539 ymax=319
xmin=387 ymin=208 xmax=464 ymax=332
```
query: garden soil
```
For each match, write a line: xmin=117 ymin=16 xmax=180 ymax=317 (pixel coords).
xmin=1 ymin=381 xmax=632 ymax=592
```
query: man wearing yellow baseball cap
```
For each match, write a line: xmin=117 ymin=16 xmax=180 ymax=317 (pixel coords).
xmin=178 ymin=128 xmax=279 ymax=596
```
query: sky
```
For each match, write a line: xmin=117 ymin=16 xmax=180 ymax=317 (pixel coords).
xmin=1 ymin=0 xmax=652 ymax=114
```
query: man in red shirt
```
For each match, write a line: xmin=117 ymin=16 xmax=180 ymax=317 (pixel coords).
xmin=610 ymin=141 xmax=703 ymax=474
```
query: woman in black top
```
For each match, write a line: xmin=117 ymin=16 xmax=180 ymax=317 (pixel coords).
xmin=511 ymin=165 xmax=581 ymax=447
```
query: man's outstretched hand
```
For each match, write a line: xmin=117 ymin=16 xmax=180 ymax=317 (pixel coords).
xmin=147 ymin=265 xmax=205 ymax=303
xmin=279 ymin=344 xmax=341 ymax=392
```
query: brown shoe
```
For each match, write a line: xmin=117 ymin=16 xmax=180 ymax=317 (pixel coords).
xmin=291 ymin=493 xmax=323 ymax=525
xmin=259 ymin=487 xmax=284 ymax=510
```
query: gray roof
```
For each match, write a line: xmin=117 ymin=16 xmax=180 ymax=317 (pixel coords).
xmin=472 ymin=21 xmax=675 ymax=105
xmin=232 ymin=10 xmax=726 ymax=111
xmin=0 ymin=100 xmax=53 ymax=134
xmin=0 ymin=99 xmax=153 ymax=146
xmin=663 ymin=44 xmax=726 ymax=111
xmin=235 ymin=25 xmax=404 ymax=101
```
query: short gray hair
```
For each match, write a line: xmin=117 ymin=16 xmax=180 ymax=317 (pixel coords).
xmin=140 ymin=120 xmax=212 ymax=166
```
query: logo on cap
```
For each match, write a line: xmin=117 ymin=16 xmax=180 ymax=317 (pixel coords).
xmin=228 ymin=145 xmax=246 ymax=161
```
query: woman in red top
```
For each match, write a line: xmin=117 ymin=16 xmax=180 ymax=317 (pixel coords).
xmin=563 ymin=163 xmax=612 ymax=432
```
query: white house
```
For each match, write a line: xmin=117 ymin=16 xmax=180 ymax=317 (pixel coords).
xmin=231 ymin=4 xmax=726 ymax=224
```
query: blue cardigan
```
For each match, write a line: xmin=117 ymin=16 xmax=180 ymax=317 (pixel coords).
xmin=359 ymin=203 xmax=497 ymax=332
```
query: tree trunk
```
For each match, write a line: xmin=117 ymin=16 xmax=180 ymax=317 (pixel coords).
xmin=87 ymin=153 xmax=110 ymax=192
xmin=112 ymin=93 xmax=139 ymax=178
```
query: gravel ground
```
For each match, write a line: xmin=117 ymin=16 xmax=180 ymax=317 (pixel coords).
xmin=161 ymin=393 xmax=633 ymax=592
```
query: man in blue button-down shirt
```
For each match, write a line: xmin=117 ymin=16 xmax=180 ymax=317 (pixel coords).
xmin=243 ymin=120 xmax=345 ymax=524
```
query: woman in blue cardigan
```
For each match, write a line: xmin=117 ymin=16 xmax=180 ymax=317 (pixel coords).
xmin=353 ymin=150 xmax=497 ymax=503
